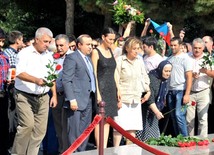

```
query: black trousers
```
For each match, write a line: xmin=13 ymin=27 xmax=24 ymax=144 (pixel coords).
xmin=0 ymin=93 xmax=9 ymax=155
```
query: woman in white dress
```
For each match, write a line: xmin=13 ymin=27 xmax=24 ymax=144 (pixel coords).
xmin=114 ymin=37 xmax=150 ymax=146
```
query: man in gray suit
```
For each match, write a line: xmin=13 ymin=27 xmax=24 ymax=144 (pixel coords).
xmin=62 ymin=34 xmax=96 ymax=152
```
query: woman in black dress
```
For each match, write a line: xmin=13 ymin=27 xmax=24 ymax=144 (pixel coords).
xmin=91 ymin=27 xmax=119 ymax=148
xmin=138 ymin=60 xmax=172 ymax=141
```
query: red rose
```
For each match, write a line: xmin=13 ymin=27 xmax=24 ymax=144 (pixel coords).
xmin=53 ymin=53 xmax=60 ymax=59
xmin=178 ymin=142 xmax=185 ymax=147
xmin=190 ymin=141 xmax=196 ymax=146
xmin=149 ymin=29 xmax=153 ymax=34
xmin=212 ymin=138 xmax=214 ymax=142
xmin=197 ymin=141 xmax=204 ymax=146
xmin=203 ymin=140 xmax=209 ymax=145
xmin=191 ymin=101 xmax=196 ymax=106
xmin=55 ymin=64 xmax=62 ymax=71
xmin=185 ymin=142 xmax=191 ymax=147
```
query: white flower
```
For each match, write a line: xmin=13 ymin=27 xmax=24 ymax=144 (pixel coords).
xmin=113 ymin=0 xmax=118 ymax=5
xmin=128 ymin=8 xmax=137 ymax=16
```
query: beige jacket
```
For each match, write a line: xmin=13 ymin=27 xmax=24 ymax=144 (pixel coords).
xmin=116 ymin=55 xmax=150 ymax=104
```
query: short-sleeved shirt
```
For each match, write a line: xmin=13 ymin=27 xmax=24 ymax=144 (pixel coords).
xmin=0 ymin=52 xmax=10 ymax=90
xmin=4 ymin=47 xmax=18 ymax=67
xmin=143 ymin=53 xmax=163 ymax=73
xmin=188 ymin=52 xmax=213 ymax=91
xmin=167 ymin=52 xmax=193 ymax=90
xmin=15 ymin=45 xmax=54 ymax=94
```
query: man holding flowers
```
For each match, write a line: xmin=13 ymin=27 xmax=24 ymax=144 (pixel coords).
xmin=187 ymin=38 xmax=214 ymax=138
xmin=11 ymin=27 xmax=57 ymax=155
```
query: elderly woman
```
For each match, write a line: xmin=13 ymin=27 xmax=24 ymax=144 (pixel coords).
xmin=138 ymin=60 xmax=172 ymax=141
xmin=113 ymin=37 xmax=150 ymax=146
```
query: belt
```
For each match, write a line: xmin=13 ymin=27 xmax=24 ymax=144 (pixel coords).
xmin=191 ymin=88 xmax=208 ymax=93
xmin=16 ymin=89 xmax=48 ymax=98
xmin=57 ymin=91 xmax=64 ymax=96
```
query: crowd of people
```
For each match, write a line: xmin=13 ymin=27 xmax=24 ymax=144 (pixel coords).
xmin=0 ymin=18 xmax=214 ymax=155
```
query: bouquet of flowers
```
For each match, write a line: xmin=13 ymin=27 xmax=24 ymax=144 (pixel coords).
xmin=112 ymin=0 xmax=144 ymax=25
xmin=200 ymin=52 xmax=214 ymax=70
xmin=146 ymin=133 xmax=210 ymax=147
xmin=44 ymin=53 xmax=62 ymax=87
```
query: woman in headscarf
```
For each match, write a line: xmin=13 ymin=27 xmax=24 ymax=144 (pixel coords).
xmin=138 ymin=60 xmax=172 ymax=141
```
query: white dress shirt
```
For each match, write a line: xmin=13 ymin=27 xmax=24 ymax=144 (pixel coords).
xmin=15 ymin=45 xmax=54 ymax=94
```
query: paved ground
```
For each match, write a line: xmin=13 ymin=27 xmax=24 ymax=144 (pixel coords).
xmin=38 ymin=134 xmax=214 ymax=155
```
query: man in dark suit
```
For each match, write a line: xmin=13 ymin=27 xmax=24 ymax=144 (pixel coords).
xmin=62 ymin=34 xmax=96 ymax=152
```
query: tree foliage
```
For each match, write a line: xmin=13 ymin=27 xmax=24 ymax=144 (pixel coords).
xmin=0 ymin=0 xmax=213 ymax=40
xmin=0 ymin=1 xmax=36 ymax=37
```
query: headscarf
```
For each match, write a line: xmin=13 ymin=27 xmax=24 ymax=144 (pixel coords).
xmin=149 ymin=60 xmax=172 ymax=110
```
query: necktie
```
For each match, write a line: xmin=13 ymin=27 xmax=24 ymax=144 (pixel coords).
xmin=85 ymin=56 xmax=96 ymax=92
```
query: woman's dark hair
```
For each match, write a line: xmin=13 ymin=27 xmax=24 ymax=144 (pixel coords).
xmin=102 ymin=27 xmax=116 ymax=37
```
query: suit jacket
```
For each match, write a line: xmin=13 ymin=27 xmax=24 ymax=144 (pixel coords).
xmin=62 ymin=50 xmax=95 ymax=111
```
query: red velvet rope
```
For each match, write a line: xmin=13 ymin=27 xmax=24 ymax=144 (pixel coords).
xmin=106 ymin=117 xmax=169 ymax=155
xmin=62 ymin=115 xmax=169 ymax=155
xmin=62 ymin=115 xmax=102 ymax=155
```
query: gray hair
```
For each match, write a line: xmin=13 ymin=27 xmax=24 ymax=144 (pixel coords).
xmin=55 ymin=34 xmax=69 ymax=44
xmin=192 ymin=38 xmax=205 ymax=47
xmin=35 ymin=27 xmax=53 ymax=38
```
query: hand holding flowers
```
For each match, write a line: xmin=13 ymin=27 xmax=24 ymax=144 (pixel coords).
xmin=200 ymin=53 xmax=214 ymax=70
xmin=163 ymin=101 xmax=196 ymax=116
xmin=112 ymin=0 xmax=144 ymax=25
xmin=43 ymin=53 xmax=62 ymax=87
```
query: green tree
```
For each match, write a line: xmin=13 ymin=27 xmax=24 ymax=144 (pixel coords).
xmin=0 ymin=1 xmax=36 ymax=37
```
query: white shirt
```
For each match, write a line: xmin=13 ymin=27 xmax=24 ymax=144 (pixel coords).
xmin=188 ymin=52 xmax=213 ymax=91
xmin=55 ymin=49 xmax=73 ymax=92
xmin=15 ymin=45 xmax=54 ymax=94
xmin=143 ymin=53 xmax=163 ymax=73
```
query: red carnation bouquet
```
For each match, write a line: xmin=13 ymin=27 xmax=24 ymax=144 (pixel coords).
xmin=44 ymin=53 xmax=62 ymax=87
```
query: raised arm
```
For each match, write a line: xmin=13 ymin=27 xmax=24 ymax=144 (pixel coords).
xmin=167 ymin=22 xmax=175 ymax=39
xmin=123 ymin=21 xmax=136 ymax=38
xmin=141 ymin=18 xmax=151 ymax=37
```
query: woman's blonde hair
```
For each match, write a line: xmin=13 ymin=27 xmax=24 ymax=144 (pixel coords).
xmin=122 ymin=37 xmax=142 ymax=55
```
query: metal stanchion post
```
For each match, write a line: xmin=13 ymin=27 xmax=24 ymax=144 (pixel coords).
xmin=99 ymin=101 xmax=105 ymax=155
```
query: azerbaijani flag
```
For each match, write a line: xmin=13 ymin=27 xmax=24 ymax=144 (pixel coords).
xmin=150 ymin=20 xmax=171 ymax=46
